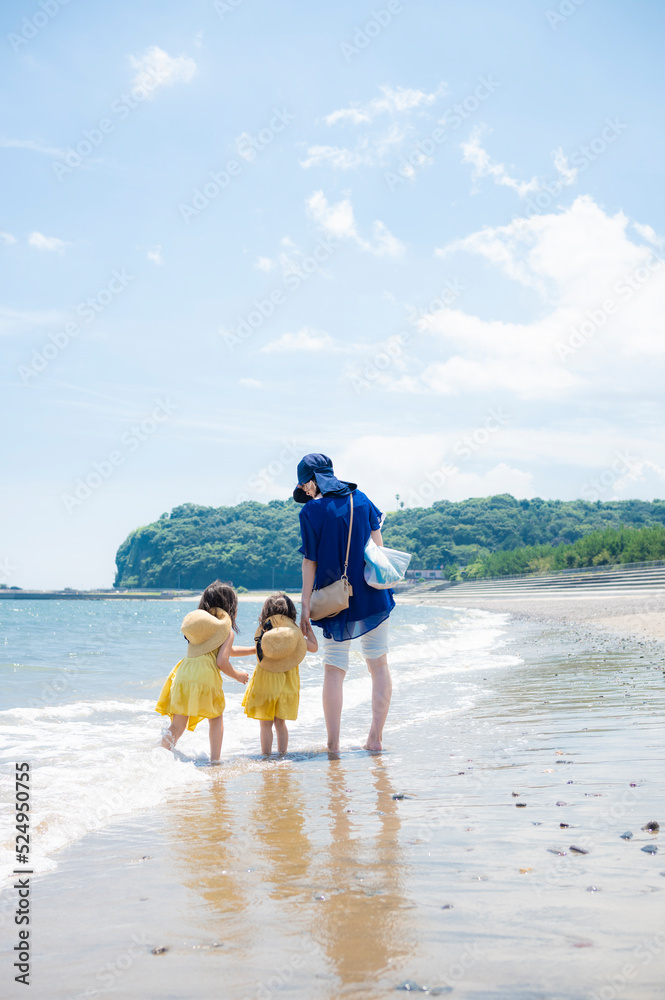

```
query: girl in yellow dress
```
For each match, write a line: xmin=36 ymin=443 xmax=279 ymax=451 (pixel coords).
xmin=156 ymin=581 xmax=253 ymax=763
xmin=242 ymin=593 xmax=318 ymax=754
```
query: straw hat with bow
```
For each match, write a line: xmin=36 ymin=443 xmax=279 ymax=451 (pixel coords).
xmin=254 ymin=614 xmax=307 ymax=673
xmin=181 ymin=608 xmax=232 ymax=657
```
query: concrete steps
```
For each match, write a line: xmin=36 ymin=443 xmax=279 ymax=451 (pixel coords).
xmin=405 ymin=564 xmax=665 ymax=600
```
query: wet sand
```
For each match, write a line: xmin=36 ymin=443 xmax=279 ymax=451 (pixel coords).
xmin=399 ymin=588 xmax=665 ymax=642
xmin=4 ymin=616 xmax=665 ymax=1000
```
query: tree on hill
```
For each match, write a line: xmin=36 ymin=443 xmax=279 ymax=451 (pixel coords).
xmin=114 ymin=494 xmax=665 ymax=590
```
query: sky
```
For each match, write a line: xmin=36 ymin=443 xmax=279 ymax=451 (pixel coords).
xmin=2 ymin=0 xmax=665 ymax=589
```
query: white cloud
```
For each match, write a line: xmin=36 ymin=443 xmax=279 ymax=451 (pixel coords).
xmin=461 ymin=128 xmax=579 ymax=199
xmin=301 ymin=85 xmax=445 ymax=172
xmin=336 ymin=434 xmax=535 ymax=506
xmin=0 ymin=306 xmax=66 ymax=336
xmin=461 ymin=127 xmax=539 ymax=197
xmin=0 ymin=231 xmax=16 ymax=245
xmin=0 ymin=136 xmax=65 ymax=158
xmin=306 ymin=190 xmax=404 ymax=257
xmin=28 ymin=231 xmax=69 ymax=254
xmin=255 ymin=256 xmax=275 ymax=271
xmin=261 ymin=327 xmax=336 ymax=353
xmin=239 ymin=378 xmax=262 ymax=388
xmin=552 ymin=147 xmax=577 ymax=186
xmin=325 ymin=84 xmax=445 ymax=125
xmin=301 ymin=123 xmax=409 ymax=171
xmin=147 ymin=246 xmax=164 ymax=265
xmin=129 ymin=46 xmax=196 ymax=99
xmin=379 ymin=195 xmax=665 ymax=401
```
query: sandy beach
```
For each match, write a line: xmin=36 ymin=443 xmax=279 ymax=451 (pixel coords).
xmin=400 ymin=583 xmax=665 ymax=642
xmin=1 ymin=591 xmax=664 ymax=999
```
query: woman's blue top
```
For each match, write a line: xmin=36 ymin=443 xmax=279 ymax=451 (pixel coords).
xmin=299 ymin=489 xmax=395 ymax=641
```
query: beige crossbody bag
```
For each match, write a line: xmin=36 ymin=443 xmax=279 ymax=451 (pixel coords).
xmin=309 ymin=493 xmax=354 ymax=620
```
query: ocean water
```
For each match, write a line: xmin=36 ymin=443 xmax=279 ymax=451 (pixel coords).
xmin=0 ymin=599 xmax=519 ymax=881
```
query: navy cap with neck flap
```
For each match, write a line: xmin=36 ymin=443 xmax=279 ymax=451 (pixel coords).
xmin=293 ymin=453 xmax=357 ymax=504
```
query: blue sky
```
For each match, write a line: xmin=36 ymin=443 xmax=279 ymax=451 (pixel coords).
xmin=2 ymin=0 xmax=665 ymax=588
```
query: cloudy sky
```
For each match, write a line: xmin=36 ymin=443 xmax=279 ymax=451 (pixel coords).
xmin=2 ymin=0 xmax=665 ymax=588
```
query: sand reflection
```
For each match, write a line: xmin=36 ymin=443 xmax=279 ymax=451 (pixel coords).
xmin=308 ymin=755 xmax=415 ymax=994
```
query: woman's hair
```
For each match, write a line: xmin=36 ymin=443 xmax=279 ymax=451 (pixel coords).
xmin=198 ymin=580 xmax=239 ymax=632
xmin=259 ymin=592 xmax=297 ymax=626
xmin=304 ymin=478 xmax=321 ymax=496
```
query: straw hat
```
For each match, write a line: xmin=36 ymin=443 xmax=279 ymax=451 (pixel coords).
xmin=181 ymin=609 xmax=232 ymax=657
xmin=254 ymin=614 xmax=307 ymax=673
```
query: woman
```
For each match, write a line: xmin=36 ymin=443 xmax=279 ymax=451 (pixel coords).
xmin=295 ymin=453 xmax=394 ymax=752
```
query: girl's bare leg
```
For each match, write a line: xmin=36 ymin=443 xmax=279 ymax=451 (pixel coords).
xmin=322 ymin=664 xmax=345 ymax=752
xmin=364 ymin=654 xmax=391 ymax=751
xmin=274 ymin=717 xmax=288 ymax=753
xmin=208 ymin=716 xmax=223 ymax=762
xmin=260 ymin=720 xmax=274 ymax=755
xmin=161 ymin=714 xmax=188 ymax=750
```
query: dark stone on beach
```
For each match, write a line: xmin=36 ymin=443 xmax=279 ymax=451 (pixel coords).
xmin=620 ymin=831 xmax=633 ymax=840
xmin=556 ymin=801 xmax=566 ymax=807
xmin=392 ymin=792 xmax=407 ymax=800
xmin=548 ymin=848 xmax=567 ymax=855
xmin=151 ymin=947 xmax=169 ymax=955
xmin=515 ymin=802 xmax=527 ymax=807
xmin=586 ymin=886 xmax=599 ymax=892
xmin=511 ymin=791 xmax=520 ymax=796
xmin=641 ymin=844 xmax=658 ymax=854
xmin=570 ymin=845 xmax=588 ymax=854
xmin=441 ymin=903 xmax=453 ymax=909
xmin=560 ymin=822 xmax=569 ymax=828
xmin=630 ymin=782 xmax=637 ymax=787
xmin=532 ymin=821 xmax=542 ymax=826
xmin=314 ymin=893 xmax=327 ymax=899
xmin=642 ymin=821 xmax=660 ymax=833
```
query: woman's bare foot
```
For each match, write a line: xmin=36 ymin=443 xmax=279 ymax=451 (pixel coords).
xmin=363 ymin=739 xmax=383 ymax=751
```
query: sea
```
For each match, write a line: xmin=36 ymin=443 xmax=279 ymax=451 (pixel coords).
xmin=0 ymin=598 xmax=519 ymax=880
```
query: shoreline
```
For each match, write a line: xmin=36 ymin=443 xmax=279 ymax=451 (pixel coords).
xmin=397 ymin=585 xmax=665 ymax=643
xmin=5 ymin=611 xmax=664 ymax=999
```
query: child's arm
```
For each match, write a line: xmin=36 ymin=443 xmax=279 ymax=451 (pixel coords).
xmin=216 ymin=633 xmax=249 ymax=684
xmin=304 ymin=619 xmax=318 ymax=653
xmin=229 ymin=645 xmax=255 ymax=657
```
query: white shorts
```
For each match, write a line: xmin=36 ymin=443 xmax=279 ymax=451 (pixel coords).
xmin=321 ymin=619 xmax=390 ymax=672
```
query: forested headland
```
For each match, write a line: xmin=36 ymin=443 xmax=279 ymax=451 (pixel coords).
xmin=114 ymin=495 xmax=665 ymax=590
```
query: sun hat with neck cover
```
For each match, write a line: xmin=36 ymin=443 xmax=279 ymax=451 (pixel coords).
xmin=292 ymin=453 xmax=357 ymax=504
xmin=181 ymin=608 xmax=232 ymax=657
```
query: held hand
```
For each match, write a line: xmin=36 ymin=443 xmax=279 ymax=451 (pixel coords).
xmin=299 ymin=612 xmax=310 ymax=636
xmin=236 ymin=670 xmax=249 ymax=685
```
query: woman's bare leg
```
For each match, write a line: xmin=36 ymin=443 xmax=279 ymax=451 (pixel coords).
xmin=161 ymin=714 xmax=188 ymax=750
xmin=274 ymin=717 xmax=288 ymax=753
xmin=209 ymin=716 xmax=223 ymax=762
xmin=322 ymin=664 xmax=345 ymax=752
xmin=260 ymin=720 xmax=274 ymax=755
xmin=364 ymin=654 xmax=391 ymax=751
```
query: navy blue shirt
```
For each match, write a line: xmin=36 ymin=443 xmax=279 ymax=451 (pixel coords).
xmin=299 ymin=489 xmax=395 ymax=641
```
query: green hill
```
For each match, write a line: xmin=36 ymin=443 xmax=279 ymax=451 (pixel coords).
xmin=467 ymin=523 xmax=665 ymax=579
xmin=114 ymin=494 xmax=665 ymax=590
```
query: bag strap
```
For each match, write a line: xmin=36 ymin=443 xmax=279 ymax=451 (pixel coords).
xmin=342 ymin=492 xmax=354 ymax=580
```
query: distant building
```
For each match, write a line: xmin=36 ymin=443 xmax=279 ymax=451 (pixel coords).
xmin=405 ymin=569 xmax=445 ymax=580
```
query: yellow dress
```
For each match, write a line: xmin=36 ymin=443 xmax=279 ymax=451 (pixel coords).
xmin=242 ymin=663 xmax=300 ymax=721
xmin=155 ymin=649 xmax=225 ymax=731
